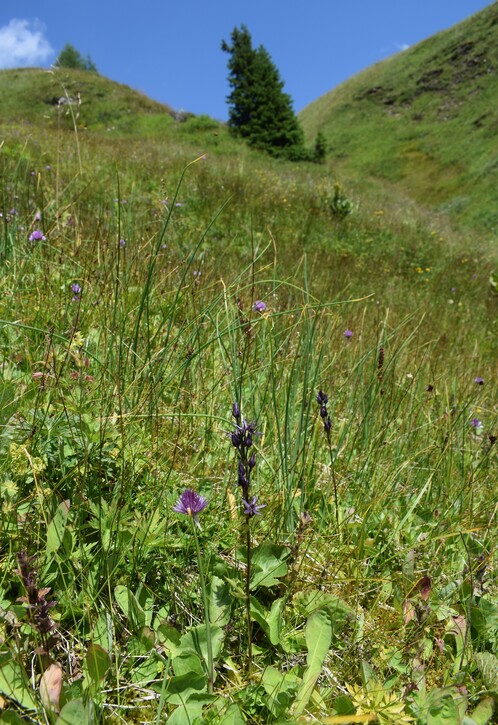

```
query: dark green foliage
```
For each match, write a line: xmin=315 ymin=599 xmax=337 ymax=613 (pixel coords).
xmin=313 ymin=131 xmax=327 ymax=162
xmin=55 ymin=43 xmax=98 ymax=72
xmin=221 ymin=25 xmax=305 ymax=158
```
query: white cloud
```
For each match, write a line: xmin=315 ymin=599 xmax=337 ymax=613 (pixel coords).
xmin=0 ymin=19 xmax=54 ymax=69
xmin=395 ymin=42 xmax=411 ymax=52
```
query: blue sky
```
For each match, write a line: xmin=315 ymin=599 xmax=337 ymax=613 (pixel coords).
xmin=0 ymin=1 xmax=492 ymax=120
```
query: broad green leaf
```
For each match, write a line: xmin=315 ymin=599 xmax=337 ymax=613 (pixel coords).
xmin=292 ymin=608 xmax=332 ymax=715
xmin=218 ymin=703 xmax=246 ymax=724
xmin=262 ymin=666 xmax=300 ymax=717
xmin=180 ymin=624 xmax=224 ymax=665
xmin=250 ymin=596 xmax=284 ymax=645
xmin=46 ymin=500 xmax=71 ymax=557
xmin=114 ymin=585 xmax=145 ymax=632
xmin=469 ymin=697 xmax=495 ymax=725
xmin=161 ymin=672 xmax=207 ymax=704
xmin=85 ymin=643 xmax=110 ymax=683
xmin=209 ymin=574 xmax=231 ymax=626
xmin=427 ymin=693 xmax=460 ymax=725
xmin=167 ymin=696 xmax=213 ymax=725
xmin=360 ymin=660 xmax=375 ymax=690
xmin=293 ymin=590 xmax=353 ymax=632
xmin=55 ymin=698 xmax=95 ymax=725
xmin=92 ymin=610 xmax=113 ymax=652
xmin=475 ymin=652 xmax=498 ymax=691
xmin=130 ymin=653 xmax=162 ymax=684
xmin=250 ymin=542 xmax=290 ymax=589
xmin=172 ymin=651 xmax=204 ymax=677
xmin=0 ymin=711 xmax=27 ymax=724
xmin=0 ymin=655 xmax=36 ymax=710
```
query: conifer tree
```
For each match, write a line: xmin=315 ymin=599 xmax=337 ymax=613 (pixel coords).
xmin=221 ymin=26 xmax=305 ymax=158
xmin=55 ymin=44 xmax=97 ymax=72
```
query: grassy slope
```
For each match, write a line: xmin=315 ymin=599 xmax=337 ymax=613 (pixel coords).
xmin=300 ymin=2 xmax=498 ymax=233
xmin=0 ymin=37 xmax=496 ymax=725
xmin=0 ymin=66 xmax=178 ymax=133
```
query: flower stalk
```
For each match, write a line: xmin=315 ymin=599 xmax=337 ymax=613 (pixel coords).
xmin=231 ymin=402 xmax=264 ymax=673
xmin=173 ymin=489 xmax=214 ymax=692
xmin=317 ymin=390 xmax=339 ymax=528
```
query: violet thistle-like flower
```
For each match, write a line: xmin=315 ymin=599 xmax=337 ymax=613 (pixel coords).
xmin=474 ymin=377 xmax=484 ymax=385
xmin=29 ymin=230 xmax=46 ymax=242
xmin=470 ymin=418 xmax=483 ymax=429
xmin=173 ymin=488 xmax=208 ymax=527
xmin=343 ymin=329 xmax=353 ymax=339
xmin=252 ymin=300 xmax=266 ymax=313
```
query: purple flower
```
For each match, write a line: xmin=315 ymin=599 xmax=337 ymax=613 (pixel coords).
xmin=242 ymin=496 xmax=266 ymax=517
xmin=71 ymin=282 xmax=82 ymax=301
xmin=252 ymin=300 xmax=266 ymax=313
xmin=474 ymin=377 xmax=484 ymax=385
xmin=231 ymin=418 xmax=259 ymax=449
xmin=470 ymin=418 xmax=483 ymax=429
xmin=343 ymin=329 xmax=353 ymax=339
xmin=173 ymin=489 xmax=208 ymax=524
xmin=29 ymin=230 xmax=46 ymax=242
xmin=119 ymin=239 xmax=126 ymax=248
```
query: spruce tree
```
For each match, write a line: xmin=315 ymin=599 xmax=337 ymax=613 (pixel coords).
xmin=221 ymin=26 xmax=305 ymax=158
xmin=55 ymin=44 xmax=97 ymax=72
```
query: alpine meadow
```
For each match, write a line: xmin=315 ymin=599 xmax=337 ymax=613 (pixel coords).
xmin=0 ymin=4 xmax=496 ymax=725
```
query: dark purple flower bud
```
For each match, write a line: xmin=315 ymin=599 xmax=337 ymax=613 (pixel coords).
xmin=232 ymin=402 xmax=241 ymax=420
xmin=324 ymin=417 xmax=332 ymax=433
xmin=320 ymin=405 xmax=328 ymax=418
xmin=231 ymin=431 xmax=241 ymax=447
xmin=248 ymin=452 xmax=256 ymax=469
xmin=242 ymin=496 xmax=266 ymax=517
xmin=316 ymin=390 xmax=328 ymax=405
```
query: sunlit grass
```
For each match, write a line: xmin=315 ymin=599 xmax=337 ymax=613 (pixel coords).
xmin=0 ymin=112 xmax=495 ymax=724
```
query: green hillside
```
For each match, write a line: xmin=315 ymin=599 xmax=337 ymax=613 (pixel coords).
xmin=0 ymin=16 xmax=496 ymax=725
xmin=0 ymin=66 xmax=179 ymax=133
xmin=300 ymin=2 xmax=498 ymax=232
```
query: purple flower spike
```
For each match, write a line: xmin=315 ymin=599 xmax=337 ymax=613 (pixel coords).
xmin=173 ymin=489 xmax=208 ymax=524
xmin=474 ymin=377 xmax=484 ymax=385
xmin=470 ymin=418 xmax=483 ymax=429
xmin=242 ymin=496 xmax=266 ymax=517
xmin=343 ymin=329 xmax=353 ymax=339
xmin=252 ymin=300 xmax=266 ymax=313
xmin=29 ymin=230 xmax=46 ymax=242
